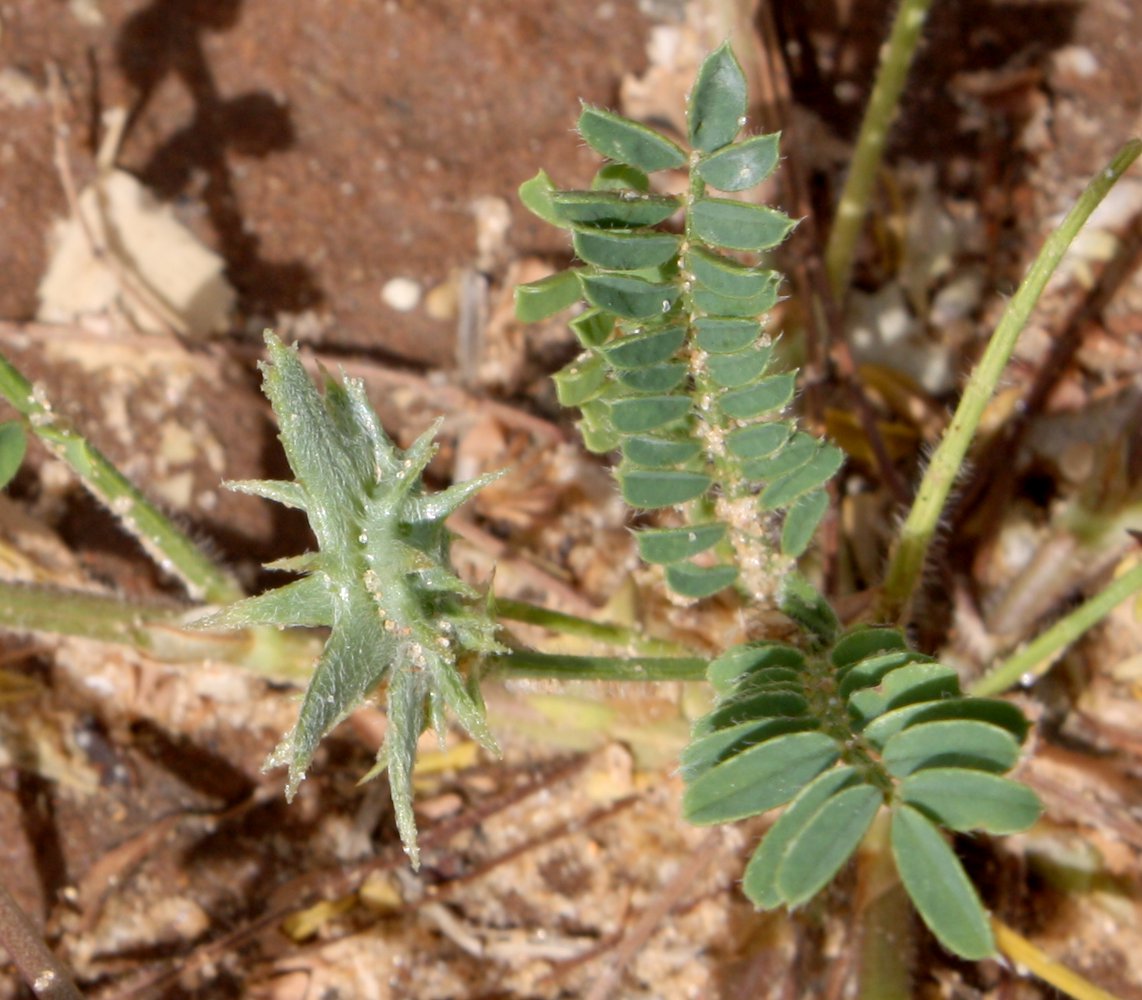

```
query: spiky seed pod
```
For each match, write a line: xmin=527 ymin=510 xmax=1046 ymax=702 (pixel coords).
xmin=195 ymin=332 xmax=503 ymax=866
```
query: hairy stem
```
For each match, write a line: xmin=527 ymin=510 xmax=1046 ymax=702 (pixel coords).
xmin=486 ymin=649 xmax=707 ymax=683
xmin=0 ymin=351 xmax=243 ymax=604
xmin=824 ymin=0 xmax=935 ymax=298
xmin=855 ymin=812 xmax=914 ymax=1000
xmin=494 ymin=597 xmax=695 ymax=656
xmin=971 ymin=557 xmax=1142 ymax=697
xmin=879 ymin=140 xmax=1142 ymax=622
xmin=0 ymin=580 xmax=316 ymax=679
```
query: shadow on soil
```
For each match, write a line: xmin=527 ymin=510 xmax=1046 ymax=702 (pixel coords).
xmin=116 ymin=0 xmax=323 ymax=318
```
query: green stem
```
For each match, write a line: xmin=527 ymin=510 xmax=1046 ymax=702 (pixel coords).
xmin=486 ymin=649 xmax=707 ymax=683
xmin=856 ymin=812 xmax=914 ymax=1000
xmin=970 ymin=558 xmax=1142 ymax=697
xmin=824 ymin=0 xmax=935 ymax=298
xmin=0 ymin=579 xmax=181 ymax=647
xmin=495 ymin=598 xmax=695 ymax=656
xmin=0 ymin=580 xmax=315 ymax=680
xmin=880 ymin=140 xmax=1142 ymax=622
xmin=0 ymin=351 xmax=243 ymax=604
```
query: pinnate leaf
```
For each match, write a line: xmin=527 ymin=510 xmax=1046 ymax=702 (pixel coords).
xmin=573 ymin=227 xmax=681 ymax=270
xmin=692 ymin=198 xmax=796 ymax=251
xmin=688 ymin=42 xmax=747 ymax=152
xmin=901 ymin=768 xmax=1042 ymax=834
xmin=781 ymin=488 xmax=829 ymax=557
xmin=665 ymin=562 xmax=739 ymax=599
xmin=0 ymin=422 xmax=26 ymax=490
xmin=515 ymin=268 xmax=583 ymax=322
xmin=581 ymin=272 xmax=680 ymax=319
xmin=636 ymin=523 xmax=725 ymax=564
xmin=552 ymin=190 xmax=680 ymax=228
xmin=891 ymin=804 xmax=995 ymax=959
xmin=775 ymin=784 xmax=883 ymax=906
xmin=683 ymin=729 xmax=838 ymax=824
xmin=518 ymin=169 xmax=568 ymax=228
xmin=698 ymin=133 xmax=781 ymax=191
xmin=743 ymin=765 xmax=863 ymax=907
xmin=579 ymin=104 xmax=687 ymax=172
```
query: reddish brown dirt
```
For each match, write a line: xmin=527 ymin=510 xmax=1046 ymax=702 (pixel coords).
xmin=2 ymin=0 xmax=651 ymax=364
xmin=2 ymin=1 xmax=1142 ymax=998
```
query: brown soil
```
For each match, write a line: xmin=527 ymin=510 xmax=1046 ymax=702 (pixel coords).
xmin=1 ymin=1 xmax=1141 ymax=998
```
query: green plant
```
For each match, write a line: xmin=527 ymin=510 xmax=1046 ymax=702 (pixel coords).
xmin=194 ymin=334 xmax=504 ymax=866
xmin=516 ymin=47 xmax=840 ymax=602
xmin=511 ymin=41 xmax=1045 ymax=961
xmin=1 ymin=35 xmax=1139 ymax=1000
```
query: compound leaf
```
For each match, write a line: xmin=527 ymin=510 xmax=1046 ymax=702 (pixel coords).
xmin=636 ymin=522 xmax=726 ymax=564
xmin=698 ymin=133 xmax=781 ymax=191
xmin=688 ymin=42 xmax=747 ymax=152
xmin=684 ymin=730 xmax=838 ymax=825
xmin=781 ymin=488 xmax=829 ymax=557
xmin=775 ymin=783 xmax=883 ymax=906
xmin=579 ymin=104 xmax=688 ymax=172
xmin=553 ymin=190 xmax=681 ymax=228
xmin=901 ymin=768 xmax=1042 ymax=834
xmin=515 ymin=268 xmax=583 ymax=322
xmin=692 ymin=198 xmax=796 ymax=252
xmin=891 ymin=804 xmax=995 ymax=960
xmin=882 ymin=719 xmax=1021 ymax=778
xmin=573 ymin=226 xmax=681 ymax=270
xmin=665 ymin=561 xmax=739 ymax=599
xmin=743 ymin=765 xmax=863 ymax=908
xmin=581 ymin=272 xmax=680 ymax=319
xmin=0 ymin=421 xmax=27 ymax=490
xmin=618 ymin=467 xmax=711 ymax=508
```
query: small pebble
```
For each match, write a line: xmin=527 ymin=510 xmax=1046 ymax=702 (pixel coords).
xmin=381 ymin=276 xmax=421 ymax=312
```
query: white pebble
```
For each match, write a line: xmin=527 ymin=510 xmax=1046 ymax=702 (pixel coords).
xmin=381 ymin=277 xmax=422 ymax=312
